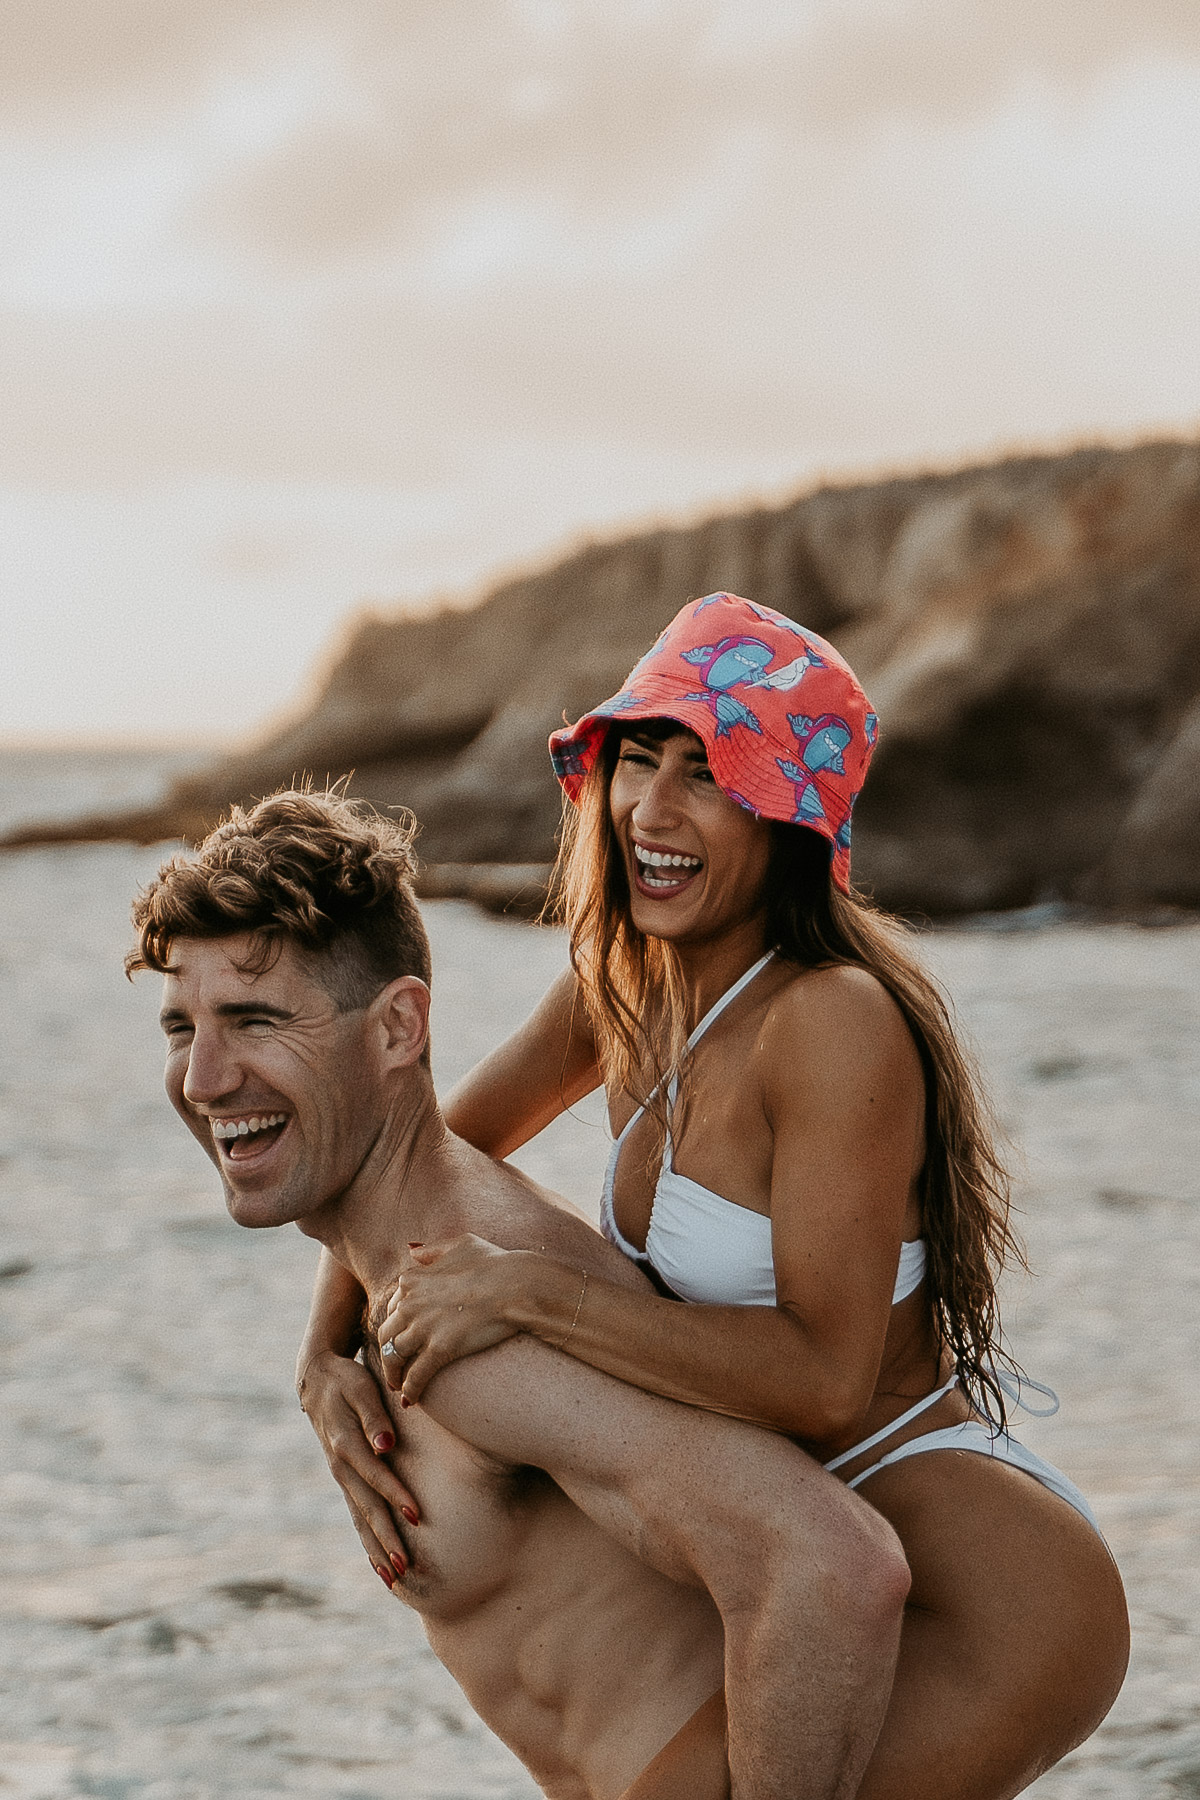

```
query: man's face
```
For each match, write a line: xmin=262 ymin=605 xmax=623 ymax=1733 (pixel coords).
xmin=160 ymin=933 xmax=386 ymax=1230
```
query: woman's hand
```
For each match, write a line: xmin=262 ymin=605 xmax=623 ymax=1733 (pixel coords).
xmin=298 ymin=1349 xmax=419 ymax=1586
xmin=378 ymin=1236 xmax=525 ymax=1405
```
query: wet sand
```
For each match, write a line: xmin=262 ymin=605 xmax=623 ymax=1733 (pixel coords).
xmin=2 ymin=835 xmax=1198 ymax=1797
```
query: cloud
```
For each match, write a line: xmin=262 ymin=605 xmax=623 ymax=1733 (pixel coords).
xmin=189 ymin=4 xmax=727 ymax=263
xmin=7 ymin=0 xmax=1200 ymax=739
xmin=174 ymin=1 xmax=1200 ymax=266
xmin=787 ymin=0 xmax=1200 ymax=126
xmin=12 ymin=3 xmax=1200 ymax=254
xmin=0 ymin=0 xmax=298 ymax=117
xmin=5 ymin=5 xmax=1200 ymax=497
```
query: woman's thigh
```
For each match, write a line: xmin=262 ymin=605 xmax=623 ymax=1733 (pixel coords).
xmin=856 ymin=1449 xmax=1129 ymax=1800
xmin=618 ymin=1691 xmax=729 ymax=1800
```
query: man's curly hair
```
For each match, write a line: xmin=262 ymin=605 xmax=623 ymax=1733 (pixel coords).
xmin=128 ymin=791 xmax=431 ymax=1040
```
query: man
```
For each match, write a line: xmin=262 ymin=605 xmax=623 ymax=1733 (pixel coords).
xmin=130 ymin=790 xmax=908 ymax=1800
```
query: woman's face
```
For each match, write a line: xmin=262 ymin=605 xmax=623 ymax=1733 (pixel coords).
xmin=608 ymin=724 xmax=772 ymax=948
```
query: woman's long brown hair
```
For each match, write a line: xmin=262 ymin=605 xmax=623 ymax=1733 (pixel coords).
xmin=551 ymin=726 xmax=1024 ymax=1428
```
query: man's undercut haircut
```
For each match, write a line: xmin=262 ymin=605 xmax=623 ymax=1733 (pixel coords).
xmin=128 ymin=790 xmax=432 ymax=1041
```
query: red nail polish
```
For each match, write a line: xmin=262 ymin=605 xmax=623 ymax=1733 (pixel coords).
xmin=399 ymin=1395 xmax=411 ymax=1409
xmin=373 ymin=1432 xmax=395 ymax=1452
xmin=390 ymin=1552 xmax=407 ymax=1577
xmin=407 ymin=1242 xmax=424 ymax=1250
xmin=375 ymin=1563 xmax=394 ymax=1589
xmin=401 ymin=1506 xmax=419 ymax=1526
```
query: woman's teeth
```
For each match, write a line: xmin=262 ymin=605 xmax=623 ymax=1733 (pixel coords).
xmin=211 ymin=1114 xmax=287 ymax=1141
xmin=634 ymin=845 xmax=702 ymax=889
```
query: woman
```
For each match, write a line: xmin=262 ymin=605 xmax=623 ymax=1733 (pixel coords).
xmin=299 ymin=593 xmax=1128 ymax=1797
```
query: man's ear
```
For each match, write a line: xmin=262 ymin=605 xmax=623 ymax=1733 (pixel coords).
xmin=374 ymin=976 xmax=431 ymax=1069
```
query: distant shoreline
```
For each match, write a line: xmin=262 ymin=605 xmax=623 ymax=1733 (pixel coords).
xmin=0 ymin=734 xmax=229 ymax=755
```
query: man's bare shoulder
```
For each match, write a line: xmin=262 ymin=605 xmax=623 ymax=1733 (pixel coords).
xmin=444 ymin=1135 xmax=649 ymax=1294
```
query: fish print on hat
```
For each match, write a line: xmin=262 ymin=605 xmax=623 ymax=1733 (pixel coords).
xmin=679 ymin=635 xmax=828 ymax=738
xmin=776 ymin=713 xmax=854 ymax=826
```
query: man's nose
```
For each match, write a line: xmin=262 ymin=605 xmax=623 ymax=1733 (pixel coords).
xmin=181 ymin=1025 xmax=243 ymax=1108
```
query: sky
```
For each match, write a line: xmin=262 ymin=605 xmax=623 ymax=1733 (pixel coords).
xmin=5 ymin=0 xmax=1200 ymax=743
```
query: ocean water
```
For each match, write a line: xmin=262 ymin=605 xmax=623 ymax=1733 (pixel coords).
xmin=0 ymin=744 xmax=213 ymax=839
xmin=1 ymin=751 xmax=1198 ymax=1799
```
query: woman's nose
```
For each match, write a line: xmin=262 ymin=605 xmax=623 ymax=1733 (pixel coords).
xmin=632 ymin=767 xmax=681 ymax=833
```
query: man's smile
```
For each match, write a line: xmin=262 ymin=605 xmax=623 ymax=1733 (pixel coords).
xmin=205 ymin=1110 xmax=291 ymax=1163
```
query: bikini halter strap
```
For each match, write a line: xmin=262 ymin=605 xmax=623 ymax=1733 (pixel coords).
xmin=664 ymin=950 xmax=777 ymax=1110
xmin=684 ymin=950 xmax=777 ymax=1054
xmin=614 ymin=950 xmax=778 ymax=1141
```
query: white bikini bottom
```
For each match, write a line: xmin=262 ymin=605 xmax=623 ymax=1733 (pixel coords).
xmin=823 ymin=1371 xmax=1101 ymax=1536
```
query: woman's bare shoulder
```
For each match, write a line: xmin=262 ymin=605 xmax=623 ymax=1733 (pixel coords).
xmin=769 ymin=959 xmax=909 ymax=1027
xmin=759 ymin=961 xmax=921 ymax=1083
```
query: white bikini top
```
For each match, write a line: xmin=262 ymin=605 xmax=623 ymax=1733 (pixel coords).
xmin=600 ymin=950 xmax=928 ymax=1308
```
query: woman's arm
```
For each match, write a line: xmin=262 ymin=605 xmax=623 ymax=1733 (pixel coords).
xmin=296 ymin=1249 xmax=419 ymax=1578
xmin=383 ymin=968 xmax=926 ymax=1445
xmin=296 ymin=1247 xmax=368 ymax=1380
xmin=441 ymin=966 xmax=602 ymax=1155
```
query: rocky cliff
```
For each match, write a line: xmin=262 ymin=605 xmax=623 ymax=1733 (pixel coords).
xmin=10 ymin=438 xmax=1200 ymax=915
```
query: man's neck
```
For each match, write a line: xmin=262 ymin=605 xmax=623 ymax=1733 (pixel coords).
xmin=296 ymin=1077 xmax=473 ymax=1311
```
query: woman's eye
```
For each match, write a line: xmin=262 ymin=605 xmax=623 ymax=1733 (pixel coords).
xmin=617 ymin=748 xmax=656 ymax=768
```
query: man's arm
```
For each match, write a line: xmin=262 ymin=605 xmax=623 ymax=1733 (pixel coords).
xmin=420 ymin=1333 xmax=908 ymax=1800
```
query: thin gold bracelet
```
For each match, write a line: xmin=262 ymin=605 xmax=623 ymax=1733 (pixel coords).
xmin=553 ymin=1271 xmax=588 ymax=1350
xmin=296 ymin=1339 xmax=363 ymax=1413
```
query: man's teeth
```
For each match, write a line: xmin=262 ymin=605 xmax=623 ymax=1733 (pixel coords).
xmin=634 ymin=847 xmax=702 ymax=871
xmin=211 ymin=1114 xmax=287 ymax=1141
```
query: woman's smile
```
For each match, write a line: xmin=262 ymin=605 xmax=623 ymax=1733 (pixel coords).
xmin=631 ymin=837 xmax=705 ymax=898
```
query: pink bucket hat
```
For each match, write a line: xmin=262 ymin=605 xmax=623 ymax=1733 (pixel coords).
xmin=549 ymin=592 xmax=878 ymax=892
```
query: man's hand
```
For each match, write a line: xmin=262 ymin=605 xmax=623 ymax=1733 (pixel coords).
xmin=298 ymin=1349 xmax=419 ymax=1584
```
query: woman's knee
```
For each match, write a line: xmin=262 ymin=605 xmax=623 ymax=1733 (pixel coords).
xmin=816 ymin=1485 xmax=911 ymax=1637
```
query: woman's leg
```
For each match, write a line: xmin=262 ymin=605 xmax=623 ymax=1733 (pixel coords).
xmin=618 ymin=1691 xmax=729 ymax=1800
xmin=855 ymin=1450 xmax=1129 ymax=1800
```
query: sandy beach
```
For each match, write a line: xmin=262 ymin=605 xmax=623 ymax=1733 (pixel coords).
xmin=2 ymin=769 xmax=1198 ymax=1796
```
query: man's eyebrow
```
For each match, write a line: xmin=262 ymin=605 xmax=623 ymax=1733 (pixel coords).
xmin=158 ymin=1001 xmax=295 ymax=1027
xmin=214 ymin=1001 xmax=294 ymax=1019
